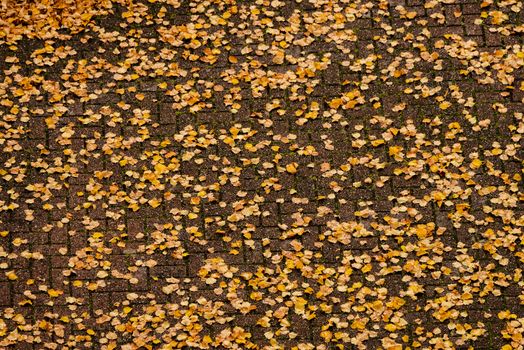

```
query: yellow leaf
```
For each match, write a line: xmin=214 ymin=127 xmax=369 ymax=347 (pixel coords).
xmin=73 ymin=280 xmax=83 ymax=287
xmin=389 ymin=146 xmax=402 ymax=156
xmin=286 ymin=163 xmax=298 ymax=174
xmin=154 ymin=163 xmax=167 ymax=173
xmin=328 ymin=98 xmax=342 ymax=109
xmin=257 ymin=316 xmax=271 ymax=327
xmin=386 ymin=297 xmax=406 ymax=310
xmin=42 ymin=203 xmax=53 ymax=210
xmin=223 ymin=136 xmax=235 ymax=145
xmin=433 ymin=191 xmax=446 ymax=202
xmin=6 ymin=271 xmax=17 ymax=280
xmin=202 ymin=335 xmax=212 ymax=344
xmin=371 ymin=139 xmax=385 ymax=147
xmin=361 ymin=264 xmax=372 ymax=273
xmin=351 ymin=319 xmax=366 ymax=330
xmin=385 ymin=324 xmax=397 ymax=332
xmin=498 ymin=310 xmax=516 ymax=320
xmin=294 ymin=297 xmax=307 ymax=312
xmin=471 ymin=159 xmax=482 ymax=169
xmin=79 ymin=13 xmax=92 ymax=22
xmin=439 ymin=101 xmax=451 ymax=110
xmin=128 ymin=203 xmax=139 ymax=211
xmin=48 ymin=289 xmax=63 ymax=297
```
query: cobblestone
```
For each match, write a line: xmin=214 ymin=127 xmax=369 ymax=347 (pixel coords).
xmin=0 ymin=0 xmax=524 ymax=349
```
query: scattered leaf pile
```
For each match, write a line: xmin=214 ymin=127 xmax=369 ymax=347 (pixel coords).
xmin=0 ymin=0 xmax=523 ymax=349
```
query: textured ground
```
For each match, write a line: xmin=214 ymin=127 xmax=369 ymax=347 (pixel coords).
xmin=0 ymin=0 xmax=523 ymax=349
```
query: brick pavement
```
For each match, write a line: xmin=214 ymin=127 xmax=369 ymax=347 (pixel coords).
xmin=0 ymin=0 xmax=523 ymax=349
